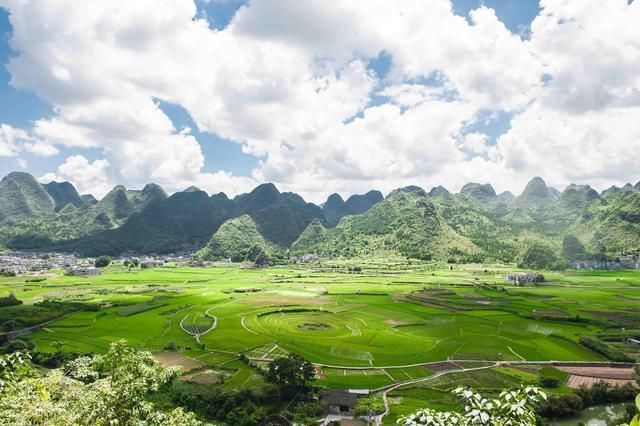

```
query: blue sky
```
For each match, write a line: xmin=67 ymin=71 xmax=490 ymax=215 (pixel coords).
xmin=2 ymin=0 xmax=637 ymax=200
xmin=0 ymin=1 xmax=540 ymax=184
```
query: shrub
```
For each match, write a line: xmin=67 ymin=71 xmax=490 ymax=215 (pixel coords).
xmin=94 ymin=256 xmax=112 ymax=268
xmin=0 ymin=293 xmax=22 ymax=308
xmin=0 ymin=268 xmax=16 ymax=277
xmin=0 ymin=341 xmax=204 ymax=425
xmin=539 ymin=376 xmax=560 ymax=388
xmin=399 ymin=386 xmax=546 ymax=425
xmin=164 ymin=342 xmax=178 ymax=351
xmin=537 ymin=393 xmax=583 ymax=418
xmin=579 ymin=337 xmax=634 ymax=362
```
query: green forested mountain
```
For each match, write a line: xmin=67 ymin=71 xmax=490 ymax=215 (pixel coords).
xmin=0 ymin=172 xmax=55 ymax=220
xmin=459 ymin=182 xmax=497 ymax=202
xmin=197 ymin=214 xmax=277 ymax=262
xmin=232 ymin=183 xmax=325 ymax=246
xmin=290 ymin=219 xmax=327 ymax=255
xmin=62 ymin=189 xmax=231 ymax=255
xmin=43 ymin=181 xmax=85 ymax=211
xmin=80 ymin=194 xmax=98 ymax=205
xmin=321 ymin=190 xmax=383 ymax=226
xmin=1 ymin=172 xmax=640 ymax=265
xmin=295 ymin=187 xmax=477 ymax=260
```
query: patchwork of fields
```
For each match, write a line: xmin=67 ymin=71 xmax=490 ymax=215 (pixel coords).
xmin=1 ymin=261 xmax=639 ymax=394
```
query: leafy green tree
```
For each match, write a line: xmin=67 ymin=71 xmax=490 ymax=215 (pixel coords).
xmin=517 ymin=241 xmax=558 ymax=269
xmin=94 ymin=255 xmax=112 ymax=268
xmin=248 ymin=244 xmax=269 ymax=265
xmin=538 ymin=376 xmax=559 ymax=388
xmin=561 ymin=235 xmax=586 ymax=261
xmin=0 ymin=352 xmax=31 ymax=392
xmin=398 ymin=386 xmax=546 ymax=426
xmin=0 ymin=341 xmax=204 ymax=425
xmin=265 ymin=353 xmax=315 ymax=392
xmin=51 ymin=340 xmax=67 ymax=353
xmin=0 ymin=293 xmax=22 ymax=308
xmin=291 ymin=401 xmax=325 ymax=425
xmin=354 ymin=395 xmax=384 ymax=417
xmin=629 ymin=392 xmax=639 ymax=426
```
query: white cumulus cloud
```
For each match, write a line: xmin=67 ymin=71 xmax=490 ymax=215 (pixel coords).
xmin=1 ymin=0 xmax=639 ymax=201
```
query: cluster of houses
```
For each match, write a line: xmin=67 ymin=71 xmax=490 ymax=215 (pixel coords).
xmin=0 ymin=252 xmax=78 ymax=275
xmin=571 ymin=255 xmax=640 ymax=270
xmin=0 ymin=250 xmax=207 ymax=277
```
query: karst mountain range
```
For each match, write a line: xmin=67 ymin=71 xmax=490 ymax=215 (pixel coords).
xmin=1 ymin=171 xmax=639 ymax=264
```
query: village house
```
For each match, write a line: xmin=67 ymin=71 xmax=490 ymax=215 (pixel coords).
xmin=504 ymin=273 xmax=543 ymax=285
xmin=68 ymin=266 xmax=100 ymax=276
xmin=298 ymin=253 xmax=320 ymax=263
xmin=618 ymin=255 xmax=635 ymax=269
xmin=140 ymin=259 xmax=164 ymax=269
xmin=321 ymin=389 xmax=368 ymax=416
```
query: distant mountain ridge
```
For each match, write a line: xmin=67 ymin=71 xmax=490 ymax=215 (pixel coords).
xmin=1 ymin=171 xmax=640 ymax=266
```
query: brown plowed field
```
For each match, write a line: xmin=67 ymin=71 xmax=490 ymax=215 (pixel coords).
xmin=153 ymin=351 xmax=205 ymax=372
xmin=556 ymin=366 xmax=636 ymax=380
xmin=566 ymin=375 xmax=638 ymax=389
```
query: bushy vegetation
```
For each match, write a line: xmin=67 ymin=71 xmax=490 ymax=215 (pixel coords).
xmin=168 ymin=382 xmax=270 ymax=425
xmin=517 ymin=240 xmax=559 ymax=270
xmin=579 ymin=337 xmax=635 ymax=362
xmin=94 ymin=255 xmax=112 ymax=268
xmin=0 ymin=268 xmax=16 ymax=277
xmin=265 ymin=353 xmax=315 ymax=395
xmin=0 ymin=293 xmax=22 ymax=308
xmin=398 ymin=386 xmax=546 ymax=425
xmin=561 ymin=235 xmax=587 ymax=261
xmin=537 ymin=381 xmax=638 ymax=419
xmin=0 ymin=299 xmax=95 ymax=332
xmin=0 ymin=342 xmax=203 ymax=425
xmin=163 ymin=352 xmax=320 ymax=426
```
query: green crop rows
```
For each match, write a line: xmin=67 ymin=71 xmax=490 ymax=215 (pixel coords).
xmin=2 ymin=261 xmax=639 ymax=394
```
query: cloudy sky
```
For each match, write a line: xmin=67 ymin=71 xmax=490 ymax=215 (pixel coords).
xmin=0 ymin=0 xmax=639 ymax=202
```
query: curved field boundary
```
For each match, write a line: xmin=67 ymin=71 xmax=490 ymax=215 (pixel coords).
xmin=375 ymin=363 xmax=499 ymax=425
xmin=240 ymin=316 xmax=258 ymax=335
xmin=180 ymin=313 xmax=217 ymax=343
xmin=0 ymin=311 xmax=80 ymax=341
xmin=180 ymin=300 xmax=238 ymax=342
xmin=314 ymin=358 xmax=636 ymax=371
xmin=373 ymin=359 xmax=639 ymax=424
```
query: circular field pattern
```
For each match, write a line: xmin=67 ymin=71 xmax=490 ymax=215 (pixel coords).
xmin=256 ymin=310 xmax=360 ymax=338
xmin=298 ymin=322 xmax=331 ymax=331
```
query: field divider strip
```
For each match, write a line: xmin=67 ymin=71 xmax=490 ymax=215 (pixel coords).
xmin=374 ymin=363 xmax=500 ymax=425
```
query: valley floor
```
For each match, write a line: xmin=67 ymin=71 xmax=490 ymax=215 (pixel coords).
xmin=1 ymin=260 xmax=639 ymax=422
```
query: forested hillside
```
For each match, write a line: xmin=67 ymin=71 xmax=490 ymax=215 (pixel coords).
xmin=1 ymin=172 xmax=640 ymax=266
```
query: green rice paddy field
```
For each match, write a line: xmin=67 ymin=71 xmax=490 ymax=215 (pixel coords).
xmin=1 ymin=261 xmax=639 ymax=398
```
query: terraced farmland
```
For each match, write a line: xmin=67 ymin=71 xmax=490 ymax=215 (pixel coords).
xmin=2 ymin=261 xmax=639 ymax=393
